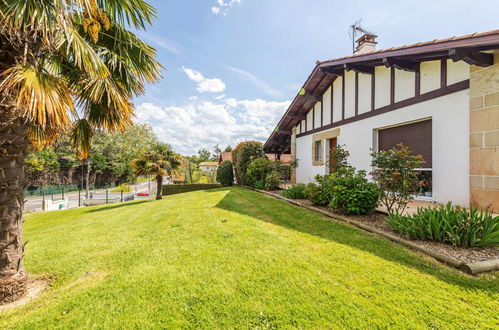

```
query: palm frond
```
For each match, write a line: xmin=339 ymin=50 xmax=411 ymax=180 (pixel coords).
xmin=56 ymin=23 xmax=109 ymax=78
xmin=97 ymin=0 xmax=157 ymax=30
xmin=0 ymin=63 xmax=74 ymax=128
xmin=70 ymin=119 xmax=93 ymax=160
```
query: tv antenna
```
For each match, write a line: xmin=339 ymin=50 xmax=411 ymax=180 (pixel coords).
xmin=349 ymin=19 xmax=375 ymax=54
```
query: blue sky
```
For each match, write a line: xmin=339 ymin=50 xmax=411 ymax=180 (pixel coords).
xmin=134 ymin=0 xmax=498 ymax=155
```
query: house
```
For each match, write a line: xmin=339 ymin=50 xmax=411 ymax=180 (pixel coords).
xmin=199 ymin=162 xmax=219 ymax=173
xmin=218 ymin=152 xmax=233 ymax=164
xmin=264 ymin=30 xmax=499 ymax=211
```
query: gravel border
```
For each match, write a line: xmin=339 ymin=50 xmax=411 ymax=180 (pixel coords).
xmin=246 ymin=187 xmax=499 ymax=275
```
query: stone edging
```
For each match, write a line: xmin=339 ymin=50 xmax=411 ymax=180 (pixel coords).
xmin=243 ymin=186 xmax=499 ymax=275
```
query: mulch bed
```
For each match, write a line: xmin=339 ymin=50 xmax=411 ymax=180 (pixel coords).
xmin=276 ymin=194 xmax=499 ymax=264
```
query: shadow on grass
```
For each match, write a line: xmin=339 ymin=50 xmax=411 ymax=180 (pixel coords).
xmin=214 ymin=187 xmax=498 ymax=293
xmin=84 ymin=200 xmax=152 ymax=213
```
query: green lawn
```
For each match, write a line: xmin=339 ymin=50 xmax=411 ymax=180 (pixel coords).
xmin=2 ymin=187 xmax=498 ymax=328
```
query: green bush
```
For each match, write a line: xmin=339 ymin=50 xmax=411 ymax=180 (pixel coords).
xmin=253 ymin=180 xmax=265 ymax=190
xmin=232 ymin=141 xmax=264 ymax=185
xmin=386 ymin=203 xmax=499 ymax=247
xmin=371 ymin=144 xmax=424 ymax=214
xmin=304 ymin=181 xmax=330 ymax=206
xmin=245 ymin=157 xmax=273 ymax=186
xmin=281 ymin=184 xmax=307 ymax=199
xmin=216 ymin=160 xmax=234 ymax=186
xmin=329 ymin=168 xmax=380 ymax=215
xmin=264 ymin=170 xmax=280 ymax=190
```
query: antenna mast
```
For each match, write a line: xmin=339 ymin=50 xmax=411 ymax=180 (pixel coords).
xmin=349 ymin=19 xmax=375 ymax=54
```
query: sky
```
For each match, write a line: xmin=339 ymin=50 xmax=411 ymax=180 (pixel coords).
xmin=133 ymin=0 xmax=499 ymax=156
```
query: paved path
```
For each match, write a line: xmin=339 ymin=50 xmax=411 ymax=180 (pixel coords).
xmin=24 ymin=180 xmax=156 ymax=213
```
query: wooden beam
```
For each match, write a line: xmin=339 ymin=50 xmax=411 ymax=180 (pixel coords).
xmin=449 ymin=48 xmax=494 ymax=67
xmin=382 ymin=58 xmax=420 ymax=72
xmin=276 ymin=129 xmax=291 ymax=135
xmin=344 ymin=63 xmax=374 ymax=75
xmin=287 ymin=113 xmax=306 ymax=120
xmin=296 ymin=80 xmax=469 ymax=138
xmin=319 ymin=66 xmax=343 ymax=76
xmin=440 ymin=59 xmax=447 ymax=88
xmin=299 ymin=91 xmax=322 ymax=102
xmin=390 ymin=67 xmax=395 ymax=105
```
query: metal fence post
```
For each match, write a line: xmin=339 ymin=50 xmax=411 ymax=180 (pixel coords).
xmin=62 ymin=186 xmax=64 ymax=200
xmin=106 ymin=189 xmax=108 ymax=204
xmin=121 ymin=190 xmax=123 ymax=202
xmin=78 ymin=189 xmax=81 ymax=207
xmin=42 ymin=189 xmax=45 ymax=211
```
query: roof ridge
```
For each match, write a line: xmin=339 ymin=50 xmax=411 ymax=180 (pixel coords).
xmin=317 ymin=29 xmax=499 ymax=65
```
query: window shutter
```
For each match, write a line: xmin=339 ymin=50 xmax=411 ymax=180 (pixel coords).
xmin=378 ymin=119 xmax=432 ymax=168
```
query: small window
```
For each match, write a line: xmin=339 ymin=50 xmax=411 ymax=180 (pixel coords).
xmin=314 ymin=140 xmax=323 ymax=162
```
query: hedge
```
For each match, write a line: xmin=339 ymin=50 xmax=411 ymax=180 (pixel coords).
xmin=162 ymin=184 xmax=222 ymax=195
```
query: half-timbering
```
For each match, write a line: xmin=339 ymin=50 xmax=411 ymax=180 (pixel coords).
xmin=264 ymin=30 xmax=499 ymax=211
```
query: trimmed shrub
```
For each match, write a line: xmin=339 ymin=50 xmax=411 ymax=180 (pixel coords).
xmin=304 ymin=180 xmax=330 ymax=206
xmin=386 ymin=203 xmax=499 ymax=247
xmin=329 ymin=168 xmax=380 ymax=215
xmin=216 ymin=160 xmax=234 ymax=186
xmin=245 ymin=157 xmax=273 ymax=187
xmin=371 ymin=144 xmax=424 ymax=215
xmin=264 ymin=170 xmax=280 ymax=190
xmin=281 ymin=184 xmax=306 ymax=199
xmin=232 ymin=141 xmax=264 ymax=185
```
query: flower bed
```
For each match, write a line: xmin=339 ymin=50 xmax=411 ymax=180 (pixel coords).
xmin=247 ymin=187 xmax=499 ymax=273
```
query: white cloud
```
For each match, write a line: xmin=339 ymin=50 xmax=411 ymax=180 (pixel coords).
xmin=211 ymin=0 xmax=242 ymax=16
xmin=222 ymin=64 xmax=284 ymax=99
xmin=181 ymin=67 xmax=226 ymax=93
xmin=136 ymin=96 xmax=290 ymax=155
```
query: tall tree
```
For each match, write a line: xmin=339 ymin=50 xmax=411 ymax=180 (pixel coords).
xmin=0 ymin=0 xmax=161 ymax=303
xmin=212 ymin=144 xmax=222 ymax=161
xmin=131 ymin=144 xmax=181 ymax=200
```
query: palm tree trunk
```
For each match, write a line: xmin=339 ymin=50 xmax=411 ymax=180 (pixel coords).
xmin=0 ymin=104 xmax=30 ymax=304
xmin=155 ymin=174 xmax=162 ymax=200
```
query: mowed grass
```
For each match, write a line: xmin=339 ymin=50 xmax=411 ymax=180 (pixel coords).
xmin=2 ymin=187 xmax=498 ymax=328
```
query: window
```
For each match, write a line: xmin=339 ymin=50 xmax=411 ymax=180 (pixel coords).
xmin=378 ymin=119 xmax=433 ymax=198
xmin=314 ymin=140 xmax=323 ymax=162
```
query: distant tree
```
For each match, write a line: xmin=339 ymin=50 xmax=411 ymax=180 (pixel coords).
xmin=212 ymin=144 xmax=222 ymax=161
xmin=224 ymin=145 xmax=232 ymax=152
xmin=132 ymin=144 xmax=182 ymax=200
xmin=196 ymin=148 xmax=212 ymax=163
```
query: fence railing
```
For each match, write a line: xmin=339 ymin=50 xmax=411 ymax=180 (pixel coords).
xmin=26 ymin=183 xmax=117 ymax=198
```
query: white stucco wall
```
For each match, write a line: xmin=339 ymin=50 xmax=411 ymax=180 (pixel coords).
xmin=323 ymin=86 xmax=332 ymax=125
xmin=332 ymin=77 xmax=343 ymax=122
xmin=296 ymin=90 xmax=470 ymax=207
xmin=374 ymin=66 xmax=390 ymax=108
xmin=306 ymin=109 xmax=313 ymax=131
xmin=344 ymin=71 xmax=356 ymax=118
xmin=447 ymin=59 xmax=469 ymax=85
xmin=395 ymin=69 xmax=415 ymax=102
xmin=358 ymin=73 xmax=371 ymax=114
xmin=420 ymin=60 xmax=441 ymax=93
xmin=314 ymin=102 xmax=321 ymax=128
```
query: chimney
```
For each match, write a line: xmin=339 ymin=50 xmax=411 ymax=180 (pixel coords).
xmin=355 ymin=33 xmax=377 ymax=54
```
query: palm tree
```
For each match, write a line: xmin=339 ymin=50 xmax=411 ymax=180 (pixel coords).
xmin=0 ymin=0 xmax=162 ymax=303
xmin=131 ymin=144 xmax=181 ymax=200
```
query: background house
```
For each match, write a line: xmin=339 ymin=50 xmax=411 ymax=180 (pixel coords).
xmin=264 ymin=30 xmax=499 ymax=212
xmin=199 ymin=162 xmax=219 ymax=173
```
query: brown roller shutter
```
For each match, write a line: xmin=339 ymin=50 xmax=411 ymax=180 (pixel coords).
xmin=378 ymin=119 xmax=432 ymax=168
